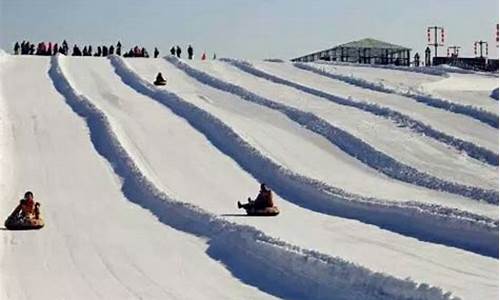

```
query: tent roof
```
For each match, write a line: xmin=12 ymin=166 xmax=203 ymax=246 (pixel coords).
xmin=335 ymin=38 xmax=410 ymax=50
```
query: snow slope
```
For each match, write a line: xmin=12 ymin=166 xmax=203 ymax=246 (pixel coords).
xmin=0 ymin=56 xmax=279 ymax=300
xmin=177 ymin=59 xmax=497 ymax=193
xmin=56 ymin=55 xmax=461 ymax=299
xmin=294 ymin=63 xmax=498 ymax=127
xmin=0 ymin=53 xmax=498 ymax=300
xmin=113 ymin=57 xmax=496 ymax=297
xmin=306 ymin=62 xmax=498 ymax=114
xmin=421 ymin=73 xmax=499 ymax=113
xmin=240 ymin=60 xmax=498 ymax=155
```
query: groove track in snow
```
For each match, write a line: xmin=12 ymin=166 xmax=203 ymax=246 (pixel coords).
xmin=110 ymin=55 xmax=498 ymax=258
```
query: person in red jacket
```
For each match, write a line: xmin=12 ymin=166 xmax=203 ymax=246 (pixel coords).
xmin=238 ymin=183 xmax=274 ymax=210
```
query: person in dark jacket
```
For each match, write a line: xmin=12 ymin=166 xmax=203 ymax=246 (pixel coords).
xmin=102 ymin=46 xmax=108 ymax=56
xmin=62 ymin=40 xmax=69 ymax=55
xmin=414 ymin=53 xmax=420 ymax=67
xmin=109 ymin=45 xmax=114 ymax=55
xmin=154 ymin=47 xmax=159 ymax=58
xmin=175 ymin=45 xmax=181 ymax=58
xmin=14 ymin=42 xmax=20 ymax=55
xmin=170 ymin=46 xmax=176 ymax=56
xmin=72 ymin=45 xmax=82 ymax=56
xmin=238 ymin=183 xmax=274 ymax=210
xmin=154 ymin=72 xmax=167 ymax=85
xmin=187 ymin=45 xmax=193 ymax=60
xmin=116 ymin=41 xmax=122 ymax=56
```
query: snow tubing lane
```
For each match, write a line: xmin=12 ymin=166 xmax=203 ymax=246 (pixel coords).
xmin=167 ymin=56 xmax=498 ymax=204
xmin=110 ymin=55 xmax=498 ymax=258
xmin=312 ymin=60 xmax=486 ymax=77
xmin=294 ymin=63 xmax=499 ymax=128
xmin=48 ymin=54 xmax=457 ymax=300
xmin=223 ymin=58 xmax=498 ymax=167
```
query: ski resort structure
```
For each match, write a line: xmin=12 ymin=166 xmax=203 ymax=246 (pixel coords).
xmin=291 ymin=38 xmax=412 ymax=66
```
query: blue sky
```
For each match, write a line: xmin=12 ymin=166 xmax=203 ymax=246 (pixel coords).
xmin=1 ymin=0 xmax=498 ymax=59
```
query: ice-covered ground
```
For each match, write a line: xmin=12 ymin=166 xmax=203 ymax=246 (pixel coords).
xmin=0 ymin=53 xmax=498 ymax=300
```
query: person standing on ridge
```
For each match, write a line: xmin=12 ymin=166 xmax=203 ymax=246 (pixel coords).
xmin=187 ymin=45 xmax=193 ymax=59
xmin=175 ymin=45 xmax=181 ymax=58
xmin=425 ymin=47 xmax=431 ymax=66
xmin=154 ymin=47 xmax=159 ymax=58
xmin=14 ymin=42 xmax=20 ymax=55
xmin=116 ymin=41 xmax=122 ymax=56
xmin=414 ymin=53 xmax=420 ymax=67
xmin=170 ymin=46 xmax=176 ymax=55
xmin=62 ymin=40 xmax=69 ymax=55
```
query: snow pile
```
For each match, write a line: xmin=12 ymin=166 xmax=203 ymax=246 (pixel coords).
xmin=48 ymin=54 xmax=458 ymax=300
xmin=108 ymin=55 xmax=498 ymax=258
xmin=222 ymin=58 xmax=498 ymax=167
xmin=491 ymin=88 xmax=499 ymax=101
xmin=295 ymin=62 xmax=498 ymax=128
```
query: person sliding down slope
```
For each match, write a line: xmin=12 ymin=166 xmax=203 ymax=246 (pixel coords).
xmin=238 ymin=183 xmax=279 ymax=216
xmin=5 ymin=191 xmax=44 ymax=230
xmin=154 ymin=72 xmax=167 ymax=86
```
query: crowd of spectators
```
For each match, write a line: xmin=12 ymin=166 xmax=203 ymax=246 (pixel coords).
xmin=14 ymin=40 xmax=214 ymax=60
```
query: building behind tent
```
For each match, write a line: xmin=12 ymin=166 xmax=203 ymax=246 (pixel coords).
xmin=291 ymin=38 xmax=411 ymax=66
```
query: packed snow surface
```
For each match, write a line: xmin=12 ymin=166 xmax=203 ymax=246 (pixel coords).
xmin=1 ymin=53 xmax=498 ymax=300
